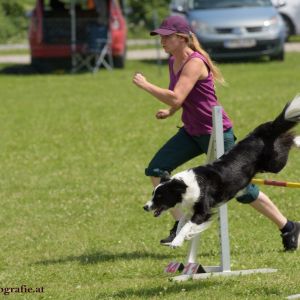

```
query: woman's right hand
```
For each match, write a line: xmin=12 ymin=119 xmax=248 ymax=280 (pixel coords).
xmin=132 ymin=72 xmax=148 ymax=89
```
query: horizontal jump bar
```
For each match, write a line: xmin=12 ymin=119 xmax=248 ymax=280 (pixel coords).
xmin=251 ymin=178 xmax=300 ymax=188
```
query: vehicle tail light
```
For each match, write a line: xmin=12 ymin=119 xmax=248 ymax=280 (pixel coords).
xmin=111 ymin=17 xmax=120 ymax=30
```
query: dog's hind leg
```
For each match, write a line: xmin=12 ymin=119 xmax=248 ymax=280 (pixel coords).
xmin=260 ymin=132 xmax=295 ymax=173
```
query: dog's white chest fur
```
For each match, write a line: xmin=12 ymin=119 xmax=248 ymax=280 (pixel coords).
xmin=168 ymin=170 xmax=211 ymax=247
xmin=173 ymin=170 xmax=200 ymax=210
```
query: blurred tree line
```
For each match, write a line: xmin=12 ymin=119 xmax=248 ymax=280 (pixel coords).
xmin=126 ymin=0 xmax=170 ymax=35
xmin=0 ymin=0 xmax=28 ymax=43
xmin=0 ymin=0 xmax=170 ymax=43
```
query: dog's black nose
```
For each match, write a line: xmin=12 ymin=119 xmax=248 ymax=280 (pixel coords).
xmin=143 ymin=205 xmax=150 ymax=211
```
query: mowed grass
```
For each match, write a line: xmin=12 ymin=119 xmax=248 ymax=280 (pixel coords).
xmin=0 ymin=54 xmax=300 ymax=299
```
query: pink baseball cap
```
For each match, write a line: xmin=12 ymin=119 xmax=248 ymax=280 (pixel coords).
xmin=150 ymin=15 xmax=192 ymax=36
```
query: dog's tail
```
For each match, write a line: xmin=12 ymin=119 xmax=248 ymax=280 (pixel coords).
xmin=294 ymin=136 xmax=300 ymax=148
xmin=272 ymin=94 xmax=300 ymax=134
xmin=256 ymin=95 xmax=300 ymax=174
xmin=284 ymin=94 xmax=300 ymax=122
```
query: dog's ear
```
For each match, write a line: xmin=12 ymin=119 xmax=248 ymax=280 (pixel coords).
xmin=173 ymin=179 xmax=187 ymax=193
xmin=160 ymin=171 xmax=171 ymax=183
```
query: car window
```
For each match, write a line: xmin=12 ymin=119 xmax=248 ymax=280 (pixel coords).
xmin=189 ymin=0 xmax=273 ymax=10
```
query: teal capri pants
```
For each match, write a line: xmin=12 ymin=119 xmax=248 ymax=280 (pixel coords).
xmin=145 ymin=127 xmax=259 ymax=204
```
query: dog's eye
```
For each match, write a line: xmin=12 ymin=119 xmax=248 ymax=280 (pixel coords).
xmin=156 ymin=194 xmax=162 ymax=198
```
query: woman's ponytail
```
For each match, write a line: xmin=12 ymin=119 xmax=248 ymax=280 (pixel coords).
xmin=177 ymin=32 xmax=226 ymax=85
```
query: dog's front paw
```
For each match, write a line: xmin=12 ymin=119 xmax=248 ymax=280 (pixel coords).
xmin=185 ymin=221 xmax=212 ymax=240
xmin=170 ymin=236 xmax=185 ymax=248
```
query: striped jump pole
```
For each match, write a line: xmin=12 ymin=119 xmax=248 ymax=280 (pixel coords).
xmin=251 ymin=178 xmax=300 ymax=188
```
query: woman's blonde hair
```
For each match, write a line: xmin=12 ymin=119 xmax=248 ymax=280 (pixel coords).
xmin=177 ymin=33 xmax=225 ymax=85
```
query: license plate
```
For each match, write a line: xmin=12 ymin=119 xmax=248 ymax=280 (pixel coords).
xmin=224 ymin=39 xmax=256 ymax=49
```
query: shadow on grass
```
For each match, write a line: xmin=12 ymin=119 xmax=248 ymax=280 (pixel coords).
xmin=34 ymin=250 xmax=175 ymax=266
xmin=0 ymin=64 xmax=45 ymax=75
xmin=96 ymin=280 xmax=221 ymax=299
xmin=0 ymin=64 xmax=86 ymax=75
xmin=33 ymin=243 xmax=284 ymax=267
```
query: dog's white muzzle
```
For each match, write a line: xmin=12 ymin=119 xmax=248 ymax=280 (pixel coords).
xmin=143 ymin=200 xmax=153 ymax=212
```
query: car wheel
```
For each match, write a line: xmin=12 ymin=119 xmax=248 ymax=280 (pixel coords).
xmin=113 ymin=54 xmax=125 ymax=68
xmin=281 ymin=15 xmax=295 ymax=41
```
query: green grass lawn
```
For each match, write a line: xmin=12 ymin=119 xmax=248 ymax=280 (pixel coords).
xmin=0 ymin=54 xmax=300 ymax=299
xmin=289 ymin=35 xmax=300 ymax=43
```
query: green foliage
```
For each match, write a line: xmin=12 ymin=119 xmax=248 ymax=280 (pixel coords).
xmin=0 ymin=0 xmax=28 ymax=43
xmin=0 ymin=6 xmax=15 ymax=42
xmin=127 ymin=0 xmax=169 ymax=26
xmin=0 ymin=54 xmax=300 ymax=298
xmin=127 ymin=0 xmax=170 ymax=34
xmin=0 ymin=0 xmax=170 ymax=43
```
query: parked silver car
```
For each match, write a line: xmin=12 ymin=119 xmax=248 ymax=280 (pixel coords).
xmin=171 ymin=0 xmax=286 ymax=60
xmin=273 ymin=0 xmax=300 ymax=39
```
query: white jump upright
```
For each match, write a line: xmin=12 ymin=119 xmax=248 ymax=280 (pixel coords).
xmin=171 ymin=106 xmax=277 ymax=281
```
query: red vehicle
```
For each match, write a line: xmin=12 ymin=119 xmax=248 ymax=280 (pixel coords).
xmin=29 ymin=0 xmax=127 ymax=70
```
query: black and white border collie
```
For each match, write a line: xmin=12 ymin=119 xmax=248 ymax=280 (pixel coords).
xmin=144 ymin=95 xmax=300 ymax=248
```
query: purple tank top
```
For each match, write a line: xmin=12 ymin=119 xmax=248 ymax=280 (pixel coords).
xmin=168 ymin=52 xmax=232 ymax=136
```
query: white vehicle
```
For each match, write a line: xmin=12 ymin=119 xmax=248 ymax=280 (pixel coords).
xmin=273 ymin=0 xmax=300 ymax=38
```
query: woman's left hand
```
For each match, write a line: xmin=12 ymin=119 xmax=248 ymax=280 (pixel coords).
xmin=132 ymin=72 xmax=148 ymax=89
xmin=156 ymin=109 xmax=172 ymax=119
